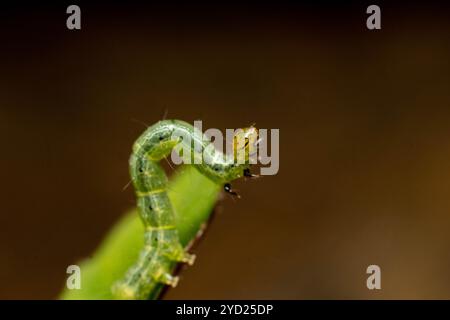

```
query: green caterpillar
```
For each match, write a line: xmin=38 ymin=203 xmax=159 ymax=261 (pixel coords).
xmin=112 ymin=119 xmax=257 ymax=299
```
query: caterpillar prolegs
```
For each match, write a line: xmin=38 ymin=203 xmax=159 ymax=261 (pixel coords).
xmin=112 ymin=119 xmax=257 ymax=299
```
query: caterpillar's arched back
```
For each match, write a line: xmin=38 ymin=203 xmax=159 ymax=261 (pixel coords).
xmin=112 ymin=119 xmax=257 ymax=299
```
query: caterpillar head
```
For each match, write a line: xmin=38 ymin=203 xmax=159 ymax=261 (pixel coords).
xmin=220 ymin=126 xmax=259 ymax=197
xmin=233 ymin=126 xmax=258 ymax=165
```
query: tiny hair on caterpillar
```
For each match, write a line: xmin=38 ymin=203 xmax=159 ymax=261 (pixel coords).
xmin=112 ymin=119 xmax=258 ymax=299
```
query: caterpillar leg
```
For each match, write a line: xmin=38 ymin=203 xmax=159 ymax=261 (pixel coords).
xmin=179 ymin=252 xmax=196 ymax=265
xmin=224 ymin=183 xmax=241 ymax=198
xmin=166 ymin=244 xmax=196 ymax=265
xmin=156 ymin=272 xmax=180 ymax=287
xmin=244 ymin=168 xmax=259 ymax=179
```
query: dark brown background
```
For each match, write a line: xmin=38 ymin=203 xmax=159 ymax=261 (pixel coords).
xmin=1 ymin=2 xmax=450 ymax=299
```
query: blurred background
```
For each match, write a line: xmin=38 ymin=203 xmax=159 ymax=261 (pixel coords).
xmin=1 ymin=2 xmax=450 ymax=299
